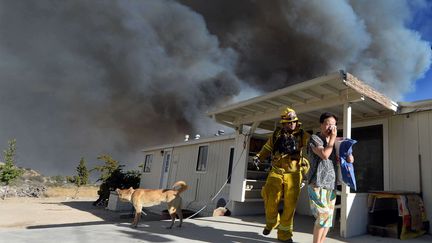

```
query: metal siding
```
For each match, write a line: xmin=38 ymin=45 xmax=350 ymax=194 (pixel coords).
xmin=389 ymin=116 xmax=405 ymax=189
xmin=418 ymin=111 xmax=432 ymax=234
xmin=155 ymin=138 xmax=234 ymax=206
xmin=404 ymin=115 xmax=420 ymax=191
xmin=216 ymin=140 xmax=233 ymax=202
xmin=139 ymin=150 xmax=164 ymax=189
xmin=389 ymin=114 xmax=420 ymax=192
xmin=388 ymin=111 xmax=432 ymax=234
xmin=170 ymin=145 xmax=198 ymax=202
xmin=197 ymin=140 xmax=233 ymax=202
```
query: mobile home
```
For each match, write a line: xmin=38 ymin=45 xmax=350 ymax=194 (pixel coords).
xmin=140 ymin=133 xmax=235 ymax=216
xmin=140 ymin=71 xmax=431 ymax=238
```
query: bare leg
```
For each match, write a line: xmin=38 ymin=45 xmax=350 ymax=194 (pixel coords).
xmin=313 ymin=225 xmax=330 ymax=243
xmin=313 ymin=224 xmax=326 ymax=243
xmin=320 ymin=227 xmax=330 ymax=243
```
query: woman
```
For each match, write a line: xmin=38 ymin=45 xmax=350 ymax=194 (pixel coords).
xmin=307 ymin=112 xmax=353 ymax=243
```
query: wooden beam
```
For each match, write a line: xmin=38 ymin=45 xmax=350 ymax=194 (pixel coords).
xmin=207 ymin=72 xmax=342 ymax=116
xmin=234 ymin=90 xmax=364 ymax=125
xmin=344 ymin=73 xmax=398 ymax=111
xmin=300 ymin=89 xmax=324 ymax=100
xmin=320 ymin=83 xmax=341 ymax=95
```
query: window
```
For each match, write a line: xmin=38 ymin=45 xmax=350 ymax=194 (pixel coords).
xmin=227 ymin=147 xmax=234 ymax=183
xmin=196 ymin=145 xmax=208 ymax=172
xmin=351 ymin=125 xmax=383 ymax=193
xmin=143 ymin=154 xmax=153 ymax=173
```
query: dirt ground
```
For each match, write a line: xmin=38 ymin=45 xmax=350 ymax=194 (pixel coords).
xmin=0 ymin=183 xmax=166 ymax=230
xmin=0 ymin=197 xmax=110 ymax=228
xmin=0 ymin=186 xmax=117 ymax=228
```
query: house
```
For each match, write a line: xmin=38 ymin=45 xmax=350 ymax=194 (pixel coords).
xmin=140 ymin=71 xmax=431 ymax=238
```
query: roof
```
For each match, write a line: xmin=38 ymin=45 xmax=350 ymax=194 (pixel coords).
xmin=141 ymin=133 xmax=236 ymax=152
xmin=398 ymin=99 xmax=432 ymax=114
xmin=208 ymin=71 xmax=399 ymax=131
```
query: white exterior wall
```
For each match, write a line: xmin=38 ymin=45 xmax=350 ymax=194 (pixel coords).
xmin=389 ymin=114 xmax=421 ymax=191
xmin=389 ymin=110 xmax=432 ymax=233
xmin=229 ymin=127 xmax=249 ymax=202
xmin=140 ymin=137 xmax=235 ymax=216
xmin=140 ymin=151 xmax=165 ymax=189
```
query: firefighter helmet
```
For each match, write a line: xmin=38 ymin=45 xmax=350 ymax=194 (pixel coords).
xmin=280 ymin=107 xmax=299 ymax=123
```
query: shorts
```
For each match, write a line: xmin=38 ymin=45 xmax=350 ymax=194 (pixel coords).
xmin=307 ymin=185 xmax=336 ymax=228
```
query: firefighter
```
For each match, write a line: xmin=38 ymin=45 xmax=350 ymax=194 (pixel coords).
xmin=253 ymin=107 xmax=310 ymax=242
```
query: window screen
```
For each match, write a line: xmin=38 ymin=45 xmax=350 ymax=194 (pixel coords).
xmin=351 ymin=125 xmax=383 ymax=193
xmin=227 ymin=147 xmax=234 ymax=183
xmin=143 ymin=154 xmax=153 ymax=173
xmin=196 ymin=145 xmax=208 ymax=172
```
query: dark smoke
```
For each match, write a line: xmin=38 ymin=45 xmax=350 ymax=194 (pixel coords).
xmin=0 ymin=0 xmax=430 ymax=177
xmin=182 ymin=0 xmax=431 ymax=96
xmin=0 ymin=0 xmax=240 ymax=176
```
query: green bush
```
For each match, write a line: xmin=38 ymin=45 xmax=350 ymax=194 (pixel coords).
xmin=91 ymin=155 xmax=141 ymax=206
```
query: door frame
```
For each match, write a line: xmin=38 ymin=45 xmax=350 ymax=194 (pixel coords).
xmin=159 ymin=148 xmax=173 ymax=189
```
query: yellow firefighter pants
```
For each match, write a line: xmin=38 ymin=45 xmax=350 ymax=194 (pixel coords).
xmin=261 ymin=169 xmax=302 ymax=241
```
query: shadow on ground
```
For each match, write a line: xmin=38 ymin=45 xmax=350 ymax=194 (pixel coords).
xmin=23 ymin=201 xmax=430 ymax=243
xmin=27 ymin=200 xmax=160 ymax=229
xmin=23 ymin=200 xmax=339 ymax=243
xmin=113 ymin=220 xmax=283 ymax=243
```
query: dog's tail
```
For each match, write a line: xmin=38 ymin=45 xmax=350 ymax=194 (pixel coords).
xmin=172 ymin=180 xmax=188 ymax=194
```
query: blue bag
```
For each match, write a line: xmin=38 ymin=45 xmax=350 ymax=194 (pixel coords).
xmin=336 ymin=138 xmax=357 ymax=191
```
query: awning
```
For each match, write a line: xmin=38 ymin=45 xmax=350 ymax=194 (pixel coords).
xmin=208 ymin=71 xmax=398 ymax=131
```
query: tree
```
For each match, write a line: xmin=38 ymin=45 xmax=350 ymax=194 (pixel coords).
xmin=91 ymin=154 xmax=122 ymax=206
xmin=91 ymin=154 xmax=120 ymax=183
xmin=91 ymin=154 xmax=140 ymax=206
xmin=76 ymin=157 xmax=89 ymax=186
xmin=0 ymin=139 xmax=23 ymax=186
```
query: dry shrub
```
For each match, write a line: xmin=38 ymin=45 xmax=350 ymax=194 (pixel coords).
xmin=44 ymin=186 xmax=99 ymax=198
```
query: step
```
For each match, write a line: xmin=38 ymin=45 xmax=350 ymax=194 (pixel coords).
xmin=245 ymin=179 xmax=266 ymax=190
xmin=244 ymin=188 xmax=262 ymax=199
xmin=246 ymin=170 xmax=268 ymax=180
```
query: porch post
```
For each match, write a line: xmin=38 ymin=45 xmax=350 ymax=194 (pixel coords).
xmin=229 ymin=124 xmax=247 ymax=202
xmin=340 ymin=103 xmax=352 ymax=237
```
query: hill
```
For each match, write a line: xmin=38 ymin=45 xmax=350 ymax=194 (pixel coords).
xmin=0 ymin=165 xmax=98 ymax=199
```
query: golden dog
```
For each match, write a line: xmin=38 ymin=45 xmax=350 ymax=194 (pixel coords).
xmin=116 ymin=181 xmax=188 ymax=229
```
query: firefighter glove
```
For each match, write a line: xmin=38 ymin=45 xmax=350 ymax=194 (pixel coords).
xmin=253 ymin=156 xmax=260 ymax=170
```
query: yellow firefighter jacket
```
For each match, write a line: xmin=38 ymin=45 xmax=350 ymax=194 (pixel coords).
xmin=256 ymin=127 xmax=310 ymax=175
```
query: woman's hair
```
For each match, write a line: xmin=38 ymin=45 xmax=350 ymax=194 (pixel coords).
xmin=319 ymin=112 xmax=338 ymax=124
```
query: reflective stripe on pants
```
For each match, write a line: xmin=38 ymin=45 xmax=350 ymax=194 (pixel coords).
xmin=261 ymin=170 xmax=301 ymax=240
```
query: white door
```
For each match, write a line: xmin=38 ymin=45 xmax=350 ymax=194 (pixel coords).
xmin=159 ymin=149 xmax=172 ymax=189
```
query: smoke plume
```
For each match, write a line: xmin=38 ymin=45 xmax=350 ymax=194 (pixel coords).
xmin=182 ymin=0 xmax=431 ymax=96
xmin=0 ymin=0 xmax=430 ymax=177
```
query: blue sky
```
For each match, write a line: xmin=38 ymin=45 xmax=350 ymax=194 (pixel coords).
xmin=402 ymin=1 xmax=432 ymax=102
xmin=403 ymin=68 xmax=432 ymax=101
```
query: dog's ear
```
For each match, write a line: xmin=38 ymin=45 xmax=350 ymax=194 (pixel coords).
xmin=115 ymin=188 xmax=120 ymax=193
xmin=129 ymin=187 xmax=133 ymax=190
